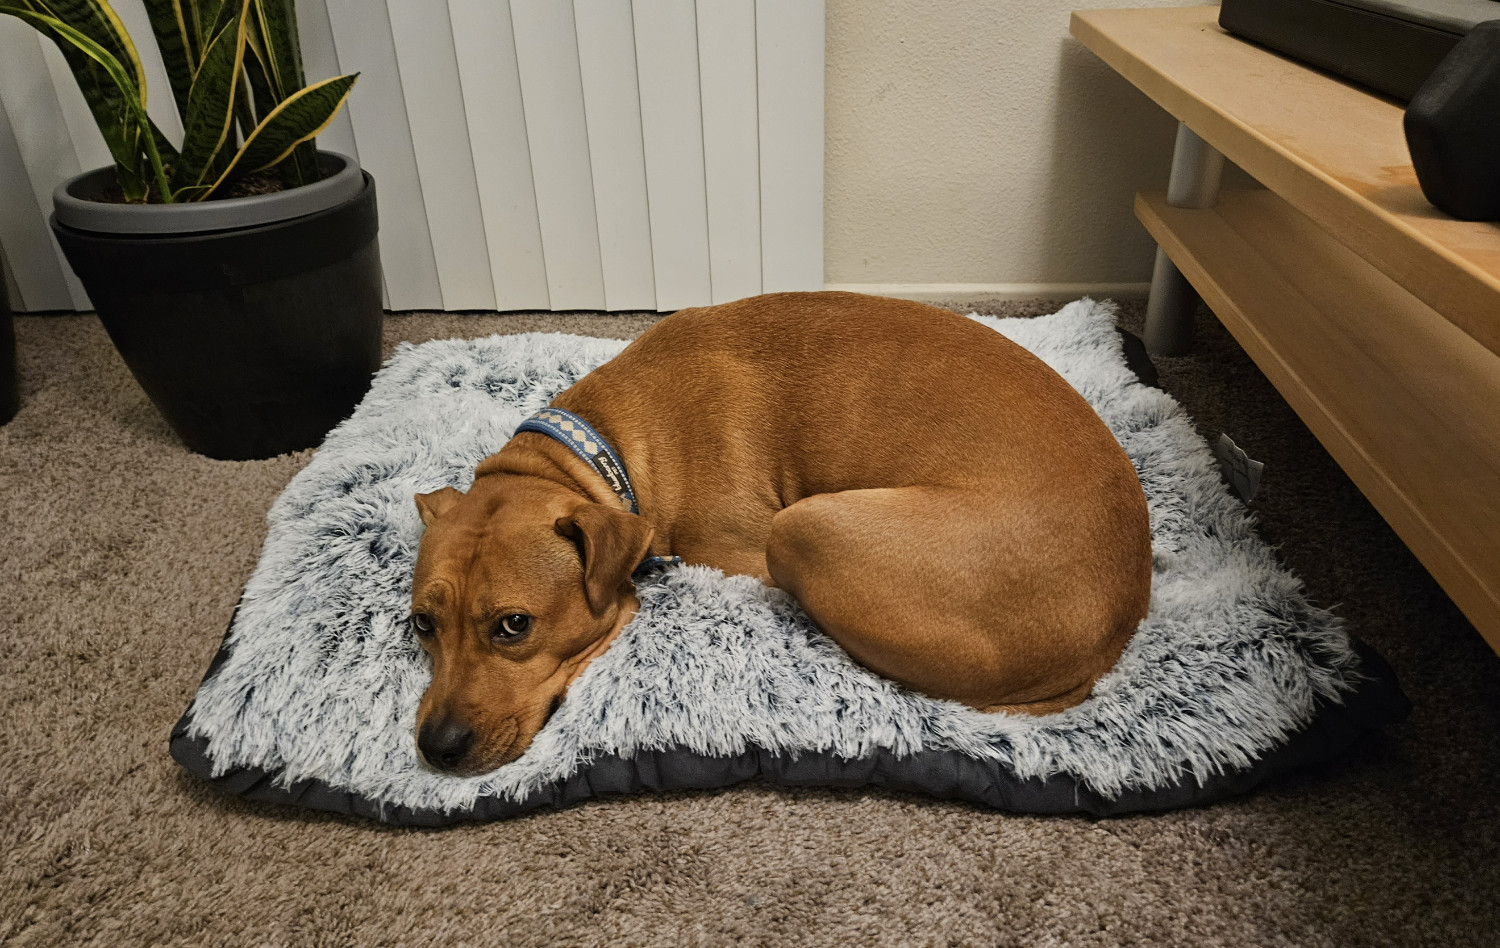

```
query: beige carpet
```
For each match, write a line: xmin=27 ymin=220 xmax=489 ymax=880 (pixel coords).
xmin=2 ymin=299 xmax=1496 ymax=947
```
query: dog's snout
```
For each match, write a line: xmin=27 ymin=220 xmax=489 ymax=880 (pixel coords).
xmin=418 ymin=719 xmax=474 ymax=771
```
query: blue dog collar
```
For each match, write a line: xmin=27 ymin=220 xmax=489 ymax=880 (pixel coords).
xmin=515 ymin=408 xmax=639 ymax=513
xmin=513 ymin=408 xmax=682 ymax=580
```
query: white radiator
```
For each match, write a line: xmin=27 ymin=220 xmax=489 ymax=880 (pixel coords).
xmin=0 ymin=0 xmax=824 ymax=312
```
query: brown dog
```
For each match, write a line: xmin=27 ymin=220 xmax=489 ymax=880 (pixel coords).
xmin=409 ymin=292 xmax=1151 ymax=774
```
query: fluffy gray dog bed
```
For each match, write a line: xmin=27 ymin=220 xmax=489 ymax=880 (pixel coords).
xmin=171 ymin=301 xmax=1407 ymax=825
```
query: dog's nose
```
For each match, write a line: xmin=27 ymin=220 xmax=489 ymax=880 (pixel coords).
xmin=418 ymin=720 xmax=474 ymax=771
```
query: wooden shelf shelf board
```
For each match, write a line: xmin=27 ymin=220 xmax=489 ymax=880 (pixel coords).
xmin=1137 ymin=189 xmax=1500 ymax=646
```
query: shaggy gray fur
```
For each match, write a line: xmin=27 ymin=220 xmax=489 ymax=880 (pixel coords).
xmin=184 ymin=300 xmax=1360 ymax=815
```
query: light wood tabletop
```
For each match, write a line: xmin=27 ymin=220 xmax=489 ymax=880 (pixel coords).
xmin=1072 ymin=5 xmax=1500 ymax=358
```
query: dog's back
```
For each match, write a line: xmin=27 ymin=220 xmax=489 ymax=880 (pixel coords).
xmin=561 ymin=291 xmax=1135 ymax=502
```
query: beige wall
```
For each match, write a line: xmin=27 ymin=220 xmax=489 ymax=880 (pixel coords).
xmin=825 ymin=0 xmax=1215 ymax=291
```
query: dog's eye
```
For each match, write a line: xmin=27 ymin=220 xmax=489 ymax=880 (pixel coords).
xmin=495 ymin=614 xmax=531 ymax=641
xmin=409 ymin=613 xmax=435 ymax=637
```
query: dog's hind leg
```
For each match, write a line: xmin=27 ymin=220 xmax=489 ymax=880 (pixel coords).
xmin=764 ymin=486 xmax=1145 ymax=714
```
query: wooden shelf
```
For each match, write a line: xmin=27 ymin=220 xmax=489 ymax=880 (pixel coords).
xmin=1075 ymin=7 xmax=1500 ymax=647
xmin=1137 ymin=189 xmax=1500 ymax=645
xmin=1072 ymin=6 xmax=1500 ymax=359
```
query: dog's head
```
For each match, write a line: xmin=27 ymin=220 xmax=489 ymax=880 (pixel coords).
xmin=408 ymin=476 xmax=652 ymax=775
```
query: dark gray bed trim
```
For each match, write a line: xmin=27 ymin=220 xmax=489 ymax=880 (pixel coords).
xmin=170 ymin=622 xmax=1409 ymax=827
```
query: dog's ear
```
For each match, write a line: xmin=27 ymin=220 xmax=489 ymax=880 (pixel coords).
xmin=414 ymin=486 xmax=464 ymax=526
xmin=556 ymin=503 xmax=654 ymax=615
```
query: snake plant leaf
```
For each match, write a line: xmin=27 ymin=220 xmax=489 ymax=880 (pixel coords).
xmin=240 ymin=0 xmax=314 ymax=185
xmin=1 ymin=8 xmax=143 ymax=116
xmin=234 ymin=21 xmax=278 ymax=181
xmin=184 ymin=0 xmax=230 ymax=182
xmin=205 ymin=0 xmax=238 ymax=38
xmin=241 ymin=24 xmax=275 ymax=121
xmin=143 ymin=117 xmax=179 ymax=196
xmin=203 ymin=0 xmax=248 ymax=182
xmin=244 ymin=0 xmax=319 ymax=186
xmin=31 ymin=0 xmax=147 ymax=100
xmin=1 ymin=0 xmax=157 ymax=198
xmin=0 ymin=5 xmax=172 ymax=201
xmin=243 ymin=0 xmax=318 ymax=188
xmin=235 ymin=64 xmax=260 ymax=125
xmin=234 ymin=19 xmax=267 ymax=130
xmin=6 ymin=7 xmax=132 ymax=178
xmin=149 ymin=116 xmax=179 ymax=155
xmin=280 ymin=140 xmax=320 ymax=189
xmin=185 ymin=0 xmax=218 ymax=54
xmin=176 ymin=0 xmax=248 ymax=186
xmin=247 ymin=0 xmax=301 ymax=99
xmin=202 ymin=73 xmax=356 ymax=198
xmin=141 ymin=0 xmax=196 ymax=119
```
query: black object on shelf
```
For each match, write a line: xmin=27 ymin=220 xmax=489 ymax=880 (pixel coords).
xmin=1219 ymin=0 xmax=1494 ymax=102
xmin=1405 ymin=21 xmax=1500 ymax=221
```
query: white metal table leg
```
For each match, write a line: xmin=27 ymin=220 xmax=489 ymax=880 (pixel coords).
xmin=1144 ymin=122 xmax=1225 ymax=355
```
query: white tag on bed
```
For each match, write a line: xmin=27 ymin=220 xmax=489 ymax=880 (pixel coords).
xmin=1214 ymin=433 xmax=1265 ymax=502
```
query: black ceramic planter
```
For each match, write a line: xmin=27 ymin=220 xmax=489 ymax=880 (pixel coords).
xmin=50 ymin=152 xmax=383 ymax=460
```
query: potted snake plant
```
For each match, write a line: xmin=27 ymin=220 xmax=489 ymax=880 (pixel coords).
xmin=1 ymin=0 xmax=382 ymax=460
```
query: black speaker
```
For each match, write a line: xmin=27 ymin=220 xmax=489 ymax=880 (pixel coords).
xmin=1404 ymin=20 xmax=1500 ymax=221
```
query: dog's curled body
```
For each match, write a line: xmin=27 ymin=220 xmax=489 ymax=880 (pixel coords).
xmin=410 ymin=292 xmax=1151 ymax=774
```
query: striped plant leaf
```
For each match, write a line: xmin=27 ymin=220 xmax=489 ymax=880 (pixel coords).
xmin=242 ymin=0 xmax=314 ymax=186
xmin=175 ymin=0 xmax=238 ymax=189
xmin=242 ymin=1 xmax=318 ymax=188
xmin=185 ymin=0 xmax=228 ymax=184
xmin=204 ymin=0 xmax=237 ymax=38
xmin=5 ymin=4 xmax=132 ymax=147
xmin=184 ymin=0 xmax=216 ymax=55
xmin=0 ymin=5 xmax=172 ymax=200
xmin=4 ymin=0 xmax=157 ymax=199
xmin=202 ymin=72 xmax=355 ymax=198
xmin=4 ymin=8 xmax=143 ymax=113
xmin=175 ymin=0 xmax=248 ymax=185
xmin=249 ymin=0 xmax=316 ymax=185
xmin=141 ymin=0 xmax=195 ymax=118
xmin=232 ymin=63 xmax=259 ymax=143
xmin=279 ymin=139 xmax=319 ymax=189
xmin=241 ymin=23 xmax=275 ymax=121
xmin=248 ymin=0 xmax=300 ymax=99
xmin=32 ymin=0 xmax=146 ymax=101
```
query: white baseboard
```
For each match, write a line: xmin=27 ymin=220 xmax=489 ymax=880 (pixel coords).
xmin=823 ymin=282 xmax=1151 ymax=302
